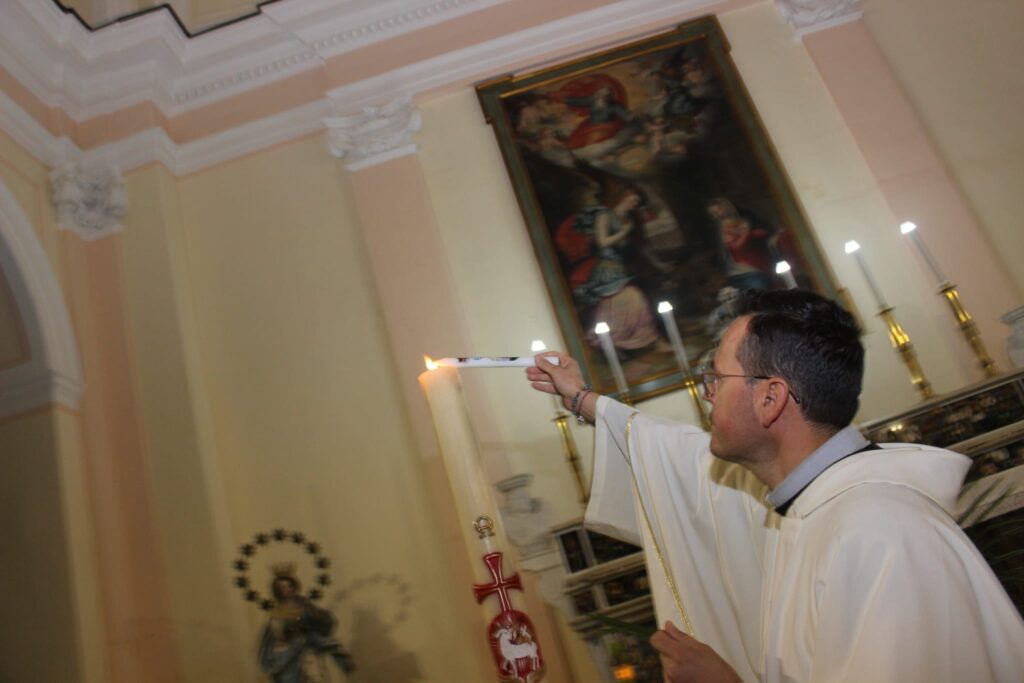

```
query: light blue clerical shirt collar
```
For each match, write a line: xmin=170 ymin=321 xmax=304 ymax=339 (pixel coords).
xmin=765 ymin=424 xmax=870 ymax=513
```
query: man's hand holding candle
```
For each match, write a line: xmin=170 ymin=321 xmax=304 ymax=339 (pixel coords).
xmin=526 ymin=352 xmax=599 ymax=424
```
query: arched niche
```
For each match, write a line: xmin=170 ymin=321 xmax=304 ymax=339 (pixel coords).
xmin=0 ymin=180 xmax=83 ymax=418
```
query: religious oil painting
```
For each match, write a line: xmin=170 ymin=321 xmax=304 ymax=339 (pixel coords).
xmin=477 ymin=17 xmax=837 ymax=401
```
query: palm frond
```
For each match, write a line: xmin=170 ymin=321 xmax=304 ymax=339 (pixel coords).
xmin=589 ymin=614 xmax=657 ymax=639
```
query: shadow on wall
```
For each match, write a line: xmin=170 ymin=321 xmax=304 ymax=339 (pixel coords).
xmin=346 ymin=607 xmax=423 ymax=682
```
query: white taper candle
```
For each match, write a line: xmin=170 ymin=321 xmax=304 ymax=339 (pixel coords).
xmin=845 ymin=240 xmax=888 ymax=309
xmin=657 ymin=302 xmax=692 ymax=374
xmin=431 ymin=356 xmax=560 ymax=368
xmin=775 ymin=261 xmax=798 ymax=289
xmin=594 ymin=322 xmax=629 ymax=395
xmin=900 ymin=221 xmax=948 ymax=285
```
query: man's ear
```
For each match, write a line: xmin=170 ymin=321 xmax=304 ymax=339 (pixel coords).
xmin=756 ymin=379 xmax=790 ymax=428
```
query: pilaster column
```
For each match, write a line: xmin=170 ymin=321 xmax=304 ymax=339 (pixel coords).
xmin=779 ymin=0 xmax=1018 ymax=372
xmin=58 ymin=222 xmax=181 ymax=683
xmin=325 ymin=95 xmax=494 ymax=679
xmin=325 ymin=95 xmax=479 ymax=475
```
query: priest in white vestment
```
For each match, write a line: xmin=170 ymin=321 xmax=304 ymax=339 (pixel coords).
xmin=527 ymin=289 xmax=1024 ymax=683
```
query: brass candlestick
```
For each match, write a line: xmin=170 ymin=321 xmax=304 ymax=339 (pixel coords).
xmin=553 ymin=412 xmax=589 ymax=504
xmin=683 ymin=375 xmax=711 ymax=431
xmin=878 ymin=306 xmax=934 ymax=400
xmin=938 ymin=283 xmax=998 ymax=378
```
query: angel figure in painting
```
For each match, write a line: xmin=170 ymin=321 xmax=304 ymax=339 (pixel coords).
xmin=258 ymin=568 xmax=356 ymax=682
xmin=555 ymin=185 xmax=673 ymax=355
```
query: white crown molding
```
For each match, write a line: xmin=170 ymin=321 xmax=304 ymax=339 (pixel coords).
xmin=320 ymin=0 xmax=726 ymax=112
xmin=0 ymin=0 xmax=513 ymax=120
xmin=175 ymin=98 xmax=333 ymax=174
xmin=774 ymin=0 xmax=862 ymax=38
xmin=0 ymin=180 xmax=84 ymax=418
xmin=1 ymin=0 xmax=732 ymax=176
xmin=0 ymin=90 xmax=72 ymax=168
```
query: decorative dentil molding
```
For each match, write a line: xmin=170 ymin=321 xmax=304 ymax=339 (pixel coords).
xmin=51 ymin=163 xmax=127 ymax=241
xmin=324 ymin=95 xmax=422 ymax=170
xmin=775 ymin=0 xmax=862 ymax=38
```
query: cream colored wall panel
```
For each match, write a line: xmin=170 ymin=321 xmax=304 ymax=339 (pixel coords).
xmin=120 ymin=163 xmax=247 ymax=683
xmin=0 ymin=409 xmax=85 ymax=683
xmin=863 ymin=0 xmax=1024 ymax=298
xmin=721 ymin=2 xmax=977 ymax=395
xmin=178 ymin=134 xmax=481 ymax=681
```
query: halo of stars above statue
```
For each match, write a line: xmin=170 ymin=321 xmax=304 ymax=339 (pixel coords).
xmin=231 ymin=529 xmax=332 ymax=610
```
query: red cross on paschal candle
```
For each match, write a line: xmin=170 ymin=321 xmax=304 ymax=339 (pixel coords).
xmin=473 ymin=552 xmax=522 ymax=612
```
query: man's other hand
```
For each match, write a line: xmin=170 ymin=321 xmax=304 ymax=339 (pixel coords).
xmin=650 ymin=621 xmax=742 ymax=683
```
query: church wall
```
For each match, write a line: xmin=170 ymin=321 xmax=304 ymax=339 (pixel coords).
xmin=174 ymin=134 xmax=487 ymax=681
xmin=0 ymin=408 xmax=85 ymax=683
xmin=0 ymin=2 xmax=1020 ymax=682
xmin=718 ymin=4 xmax=987 ymax=402
xmin=863 ymin=0 xmax=1024 ymax=300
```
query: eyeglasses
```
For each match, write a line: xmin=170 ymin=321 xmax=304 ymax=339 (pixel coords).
xmin=698 ymin=368 xmax=802 ymax=404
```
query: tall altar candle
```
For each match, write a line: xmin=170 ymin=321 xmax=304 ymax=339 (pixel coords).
xmin=900 ymin=221 xmax=948 ymax=285
xmin=656 ymin=301 xmax=692 ymax=372
xmin=657 ymin=301 xmax=711 ymax=430
xmin=775 ymin=260 xmax=798 ymax=289
xmin=419 ymin=360 xmax=550 ymax=680
xmin=845 ymin=240 xmax=888 ymax=309
xmin=594 ymin=322 xmax=629 ymax=395
xmin=418 ymin=360 xmax=505 ymax=555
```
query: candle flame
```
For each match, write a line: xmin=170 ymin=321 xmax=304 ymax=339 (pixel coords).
xmin=900 ymin=221 xmax=917 ymax=234
xmin=423 ymin=355 xmax=439 ymax=371
xmin=657 ymin=301 xmax=673 ymax=313
xmin=613 ymin=664 xmax=637 ymax=681
xmin=594 ymin=321 xmax=610 ymax=335
xmin=844 ymin=240 xmax=861 ymax=254
xmin=531 ymin=339 xmax=546 ymax=352
xmin=775 ymin=260 xmax=792 ymax=274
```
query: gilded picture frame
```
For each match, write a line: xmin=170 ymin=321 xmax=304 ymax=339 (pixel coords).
xmin=477 ymin=16 xmax=837 ymax=401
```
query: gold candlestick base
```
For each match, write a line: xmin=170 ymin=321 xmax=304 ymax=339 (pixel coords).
xmin=683 ymin=376 xmax=711 ymax=431
xmin=618 ymin=390 xmax=633 ymax=406
xmin=878 ymin=306 xmax=934 ymax=400
xmin=938 ymin=283 xmax=998 ymax=378
xmin=554 ymin=413 xmax=589 ymax=504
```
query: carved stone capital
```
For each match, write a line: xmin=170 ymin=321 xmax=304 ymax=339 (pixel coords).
xmin=775 ymin=0 xmax=862 ymax=37
xmin=324 ymin=95 xmax=422 ymax=170
xmin=496 ymin=474 xmax=555 ymax=561
xmin=50 ymin=163 xmax=126 ymax=240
